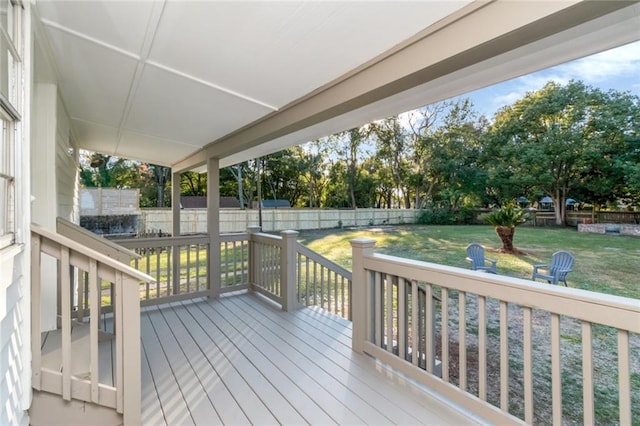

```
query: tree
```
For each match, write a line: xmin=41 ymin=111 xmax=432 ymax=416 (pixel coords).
xmin=409 ymin=99 xmax=487 ymax=209
xmin=371 ymin=117 xmax=412 ymax=208
xmin=79 ymin=152 xmax=172 ymax=207
xmin=180 ymin=171 xmax=207 ymax=196
xmin=79 ymin=154 xmax=139 ymax=189
xmin=260 ymin=147 xmax=309 ymax=207
xmin=486 ymin=81 xmax=640 ymax=224
xmin=328 ymin=127 xmax=370 ymax=208
xmin=485 ymin=204 xmax=527 ymax=253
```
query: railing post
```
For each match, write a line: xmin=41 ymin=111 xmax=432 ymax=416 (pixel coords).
xmin=280 ymin=230 xmax=299 ymax=312
xmin=351 ymin=238 xmax=376 ymax=354
xmin=247 ymin=226 xmax=261 ymax=291
xmin=121 ymin=276 xmax=141 ymax=425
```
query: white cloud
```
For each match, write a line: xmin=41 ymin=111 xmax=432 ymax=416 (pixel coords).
xmin=557 ymin=41 xmax=640 ymax=83
xmin=479 ymin=41 xmax=640 ymax=114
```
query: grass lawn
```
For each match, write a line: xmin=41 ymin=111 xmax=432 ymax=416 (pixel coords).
xmin=296 ymin=224 xmax=640 ymax=300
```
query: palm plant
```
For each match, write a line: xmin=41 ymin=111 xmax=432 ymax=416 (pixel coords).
xmin=485 ymin=204 xmax=528 ymax=253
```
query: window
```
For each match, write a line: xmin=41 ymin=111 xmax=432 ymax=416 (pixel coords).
xmin=0 ymin=0 xmax=19 ymax=248
xmin=0 ymin=111 xmax=14 ymax=246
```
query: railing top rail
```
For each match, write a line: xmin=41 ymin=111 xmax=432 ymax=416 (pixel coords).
xmin=252 ymin=232 xmax=283 ymax=245
xmin=56 ymin=216 xmax=141 ymax=260
xmin=220 ymin=232 xmax=249 ymax=242
xmin=117 ymin=233 xmax=210 ymax=248
xmin=31 ymin=223 xmax=155 ymax=284
xmin=296 ymin=242 xmax=352 ymax=280
xmin=363 ymin=252 xmax=640 ymax=333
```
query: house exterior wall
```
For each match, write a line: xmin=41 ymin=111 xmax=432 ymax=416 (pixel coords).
xmin=1 ymin=2 xmax=32 ymax=425
xmin=55 ymin=95 xmax=78 ymax=223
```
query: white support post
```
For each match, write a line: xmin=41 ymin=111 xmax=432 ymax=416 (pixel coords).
xmin=246 ymin=226 xmax=261 ymax=291
xmin=171 ymin=171 xmax=181 ymax=295
xmin=171 ymin=171 xmax=181 ymax=237
xmin=207 ymin=157 xmax=221 ymax=298
xmin=280 ymin=230 xmax=299 ymax=312
xmin=350 ymin=238 xmax=376 ymax=354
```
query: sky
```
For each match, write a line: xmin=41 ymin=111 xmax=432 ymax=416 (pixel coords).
xmin=460 ymin=39 xmax=640 ymax=119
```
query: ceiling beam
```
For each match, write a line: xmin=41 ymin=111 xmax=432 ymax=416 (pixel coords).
xmin=172 ymin=0 xmax=634 ymax=173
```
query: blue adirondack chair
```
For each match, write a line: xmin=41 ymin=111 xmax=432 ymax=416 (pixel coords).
xmin=466 ymin=243 xmax=497 ymax=273
xmin=532 ymin=251 xmax=575 ymax=286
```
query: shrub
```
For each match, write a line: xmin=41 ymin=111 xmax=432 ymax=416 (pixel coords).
xmin=417 ymin=206 xmax=477 ymax=225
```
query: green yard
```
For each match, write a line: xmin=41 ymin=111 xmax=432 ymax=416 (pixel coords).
xmin=297 ymin=224 xmax=640 ymax=300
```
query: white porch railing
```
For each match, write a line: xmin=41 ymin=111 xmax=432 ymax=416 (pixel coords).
xmin=351 ymin=239 xmax=640 ymax=425
xmin=247 ymin=227 xmax=352 ymax=315
xmin=118 ymin=228 xmax=352 ymax=317
xmin=31 ymin=224 xmax=154 ymax=424
xmin=296 ymin=242 xmax=352 ymax=319
xmin=117 ymin=233 xmax=250 ymax=304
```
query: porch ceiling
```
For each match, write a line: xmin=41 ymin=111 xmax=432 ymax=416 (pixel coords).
xmin=34 ymin=1 xmax=640 ymax=170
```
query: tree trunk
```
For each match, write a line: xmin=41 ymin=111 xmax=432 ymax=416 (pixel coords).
xmin=237 ymin=164 xmax=244 ymax=209
xmin=495 ymin=226 xmax=515 ymax=253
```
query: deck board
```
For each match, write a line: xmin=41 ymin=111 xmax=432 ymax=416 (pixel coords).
xmin=140 ymin=293 xmax=478 ymax=425
xmin=226 ymin=295 xmax=466 ymax=424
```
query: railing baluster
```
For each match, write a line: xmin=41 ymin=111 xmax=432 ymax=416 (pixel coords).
xmin=197 ymin=243 xmax=202 ymax=291
xmin=441 ymin=287 xmax=449 ymax=381
xmin=89 ymin=259 xmax=99 ymax=403
xmin=425 ymin=283 xmax=433 ymax=374
xmin=386 ymin=274 xmax=394 ymax=353
xmin=459 ymin=290 xmax=467 ymax=391
xmin=341 ymin=276 xmax=345 ymax=317
xmin=618 ymin=329 xmax=631 ymax=425
xmin=76 ymin=268 xmax=84 ymax=322
xmin=523 ymin=307 xmax=533 ymax=424
xmin=500 ymin=300 xmax=509 ymax=411
xmin=551 ymin=313 xmax=562 ymax=423
xmin=412 ymin=280 xmax=419 ymax=366
xmin=313 ymin=261 xmax=318 ymax=306
xmin=478 ymin=295 xmax=487 ymax=400
xmin=319 ymin=265 xmax=324 ymax=310
xmin=224 ymin=241 xmax=229 ymax=287
xmin=333 ymin=270 xmax=338 ymax=314
xmin=232 ymin=241 xmax=238 ymax=286
xmin=154 ymin=249 xmax=160 ymax=297
xmin=398 ymin=277 xmax=407 ymax=361
xmin=374 ymin=271 xmax=382 ymax=347
xmin=270 ymin=244 xmax=275 ymax=294
xmin=582 ymin=321 xmax=594 ymax=425
xmin=186 ymin=243 xmax=191 ymax=293
xmin=60 ymin=246 xmax=72 ymax=401
xmin=297 ymin=253 xmax=302 ymax=303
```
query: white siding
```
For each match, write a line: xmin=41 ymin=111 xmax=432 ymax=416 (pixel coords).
xmin=55 ymin=96 xmax=78 ymax=223
xmin=0 ymin=246 xmax=27 ymax=426
xmin=1 ymin=2 xmax=32 ymax=424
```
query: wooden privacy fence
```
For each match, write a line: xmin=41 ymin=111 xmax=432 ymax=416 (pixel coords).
xmin=31 ymin=224 xmax=154 ymax=425
xmin=351 ymin=239 xmax=639 ymax=425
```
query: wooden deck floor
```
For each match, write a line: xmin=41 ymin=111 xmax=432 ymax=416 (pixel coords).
xmin=140 ymin=292 xmax=478 ymax=425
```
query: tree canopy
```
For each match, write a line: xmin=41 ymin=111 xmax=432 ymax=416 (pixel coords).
xmin=78 ymin=80 xmax=640 ymax=214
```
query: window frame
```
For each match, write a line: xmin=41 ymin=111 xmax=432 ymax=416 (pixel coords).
xmin=0 ymin=0 xmax=20 ymax=249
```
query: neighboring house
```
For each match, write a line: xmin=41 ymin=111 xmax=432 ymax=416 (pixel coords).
xmin=181 ymin=196 xmax=240 ymax=209
xmin=2 ymin=2 xmax=639 ymax=425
